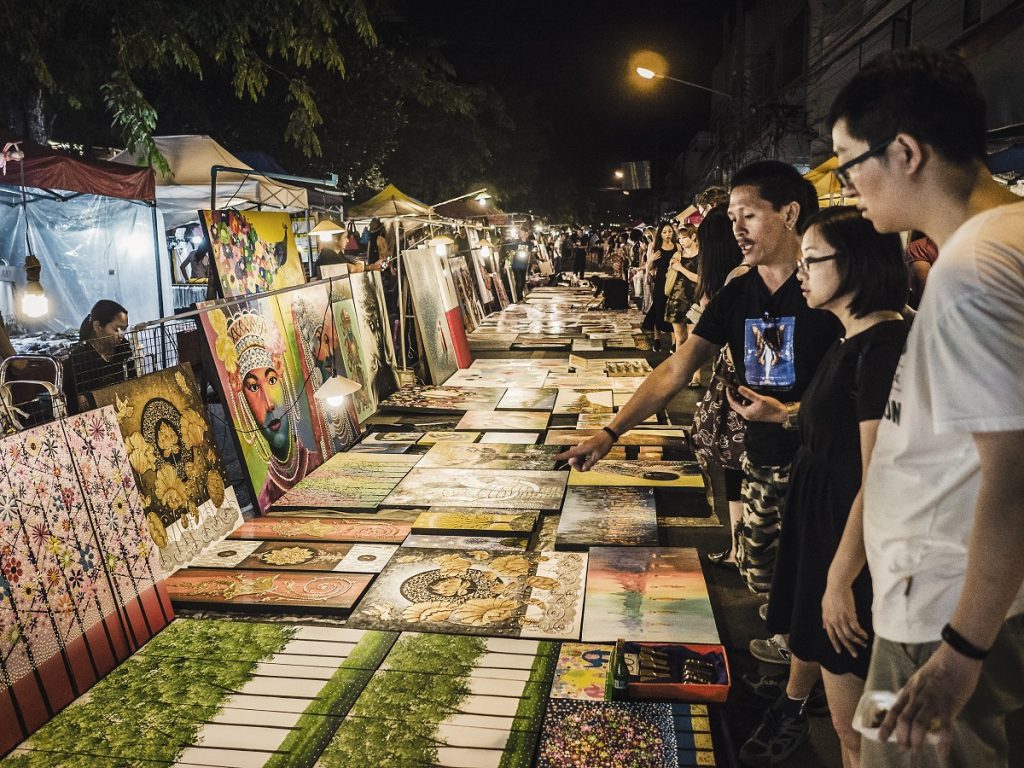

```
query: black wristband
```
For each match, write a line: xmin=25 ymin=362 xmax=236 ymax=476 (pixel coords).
xmin=601 ymin=426 xmax=619 ymax=443
xmin=941 ymin=623 xmax=989 ymax=660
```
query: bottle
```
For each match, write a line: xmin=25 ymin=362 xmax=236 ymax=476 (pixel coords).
xmin=611 ymin=638 xmax=630 ymax=701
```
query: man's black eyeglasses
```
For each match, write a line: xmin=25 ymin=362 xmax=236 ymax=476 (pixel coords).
xmin=834 ymin=138 xmax=895 ymax=188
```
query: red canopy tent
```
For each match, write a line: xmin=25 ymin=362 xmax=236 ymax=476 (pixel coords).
xmin=4 ymin=143 xmax=155 ymax=201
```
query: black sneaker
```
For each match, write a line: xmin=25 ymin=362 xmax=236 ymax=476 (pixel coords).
xmin=739 ymin=696 xmax=810 ymax=767
xmin=742 ymin=673 xmax=830 ymax=717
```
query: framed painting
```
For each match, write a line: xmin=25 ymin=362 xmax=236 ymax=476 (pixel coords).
xmin=271 ymin=452 xmax=420 ymax=511
xmin=199 ymin=296 xmax=324 ymax=513
xmin=279 ymin=281 xmax=361 ymax=455
xmin=346 ymin=548 xmax=587 ymax=640
xmin=229 ymin=516 xmax=412 ymax=544
xmin=401 ymin=534 xmax=530 ymax=551
xmin=553 ymin=388 xmax=614 ymax=415
xmin=416 ymin=442 xmax=560 ymax=470
xmin=349 ymin=271 xmax=401 ymax=408
xmin=497 ymin=388 xmax=557 ymax=411
xmin=330 ymin=276 xmax=377 ymax=422
xmin=201 ymin=209 xmax=305 ymax=298
xmin=411 ymin=508 xmax=540 ymax=535
xmin=568 ymin=461 xmax=704 ymax=488
xmin=404 ymin=247 xmax=460 ymax=384
xmin=536 ymin=700 xmax=678 ymax=768
xmin=215 ymin=541 xmax=400 ymax=573
xmin=384 ymin=469 xmax=567 ymax=511
xmin=93 ymin=365 xmax=243 ymax=572
xmin=454 ymin=410 xmax=550 ymax=432
xmin=479 ymin=431 xmax=540 ymax=444
xmin=556 ymin=487 xmax=659 ymax=550
xmin=581 ymin=548 xmax=720 ymax=644
xmin=379 ymin=386 xmax=505 ymax=414
xmin=166 ymin=569 xmax=373 ymax=612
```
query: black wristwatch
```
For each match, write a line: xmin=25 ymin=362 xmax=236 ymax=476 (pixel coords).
xmin=601 ymin=426 xmax=619 ymax=443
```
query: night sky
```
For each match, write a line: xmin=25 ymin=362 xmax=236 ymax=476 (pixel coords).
xmin=400 ymin=1 xmax=725 ymax=193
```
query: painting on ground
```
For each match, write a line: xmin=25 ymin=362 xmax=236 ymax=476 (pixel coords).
xmin=229 ymin=515 xmax=412 ymax=544
xmin=4 ymin=619 xmax=397 ymax=767
xmin=385 ymin=468 xmax=568 ymax=511
xmin=166 ymin=569 xmax=373 ymax=612
xmin=199 ymin=296 xmax=323 ymax=513
xmin=581 ymin=547 xmax=720 ymax=644
xmin=568 ymin=460 xmax=704 ymax=488
xmin=346 ymin=548 xmax=587 ymax=640
xmin=349 ymin=271 xmax=401 ymax=409
xmin=536 ymin=699 xmax=678 ymax=768
xmin=404 ymin=247 xmax=459 ymax=384
xmin=379 ymin=386 xmax=504 ymax=413
xmin=271 ymin=452 xmax=419 ymax=511
xmin=557 ymin=487 xmax=659 ymax=549
xmin=201 ymin=209 xmax=305 ymax=298
xmin=93 ymin=365 xmax=243 ymax=572
xmin=416 ymin=442 xmax=560 ymax=470
xmin=279 ymin=281 xmax=361 ymax=454
xmin=319 ymin=632 xmax=556 ymax=768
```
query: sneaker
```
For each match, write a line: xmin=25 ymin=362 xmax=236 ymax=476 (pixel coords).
xmin=741 ymin=673 xmax=830 ymax=717
xmin=758 ymin=603 xmax=769 ymax=621
xmin=739 ymin=696 xmax=810 ymax=766
xmin=749 ymin=635 xmax=791 ymax=665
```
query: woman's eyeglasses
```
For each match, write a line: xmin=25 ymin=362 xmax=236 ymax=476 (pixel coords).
xmin=834 ymin=137 xmax=895 ymax=188
xmin=797 ymin=254 xmax=839 ymax=272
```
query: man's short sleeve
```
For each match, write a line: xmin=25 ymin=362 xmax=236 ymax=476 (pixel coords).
xmin=693 ymin=281 xmax=736 ymax=346
xmin=925 ymin=239 xmax=1024 ymax=435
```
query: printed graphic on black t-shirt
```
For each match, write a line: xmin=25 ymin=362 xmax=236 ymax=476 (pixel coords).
xmin=744 ymin=315 xmax=796 ymax=389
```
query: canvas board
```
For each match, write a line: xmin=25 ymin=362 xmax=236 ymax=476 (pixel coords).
xmin=349 ymin=270 xmax=401 ymax=408
xmin=550 ymin=642 xmax=614 ymax=701
xmin=379 ymin=386 xmax=505 ymax=413
xmin=557 ymin=487 xmax=659 ymax=549
xmin=552 ymin=389 xmax=614 ymax=415
xmin=581 ymin=547 xmax=720 ymax=644
xmin=417 ymin=442 xmax=560 ymax=470
xmin=404 ymin=247 xmax=460 ymax=384
xmin=412 ymin=509 xmax=540 ymax=535
xmin=384 ymin=469 xmax=567 ymax=511
xmin=568 ymin=461 xmax=704 ymax=488
xmin=346 ymin=548 xmax=587 ymax=639
xmin=201 ymin=209 xmax=305 ymax=298
xmin=229 ymin=516 xmax=412 ymax=544
xmin=226 ymin=541 xmax=399 ymax=573
xmin=496 ymin=388 xmax=557 ymax=411
xmin=544 ymin=428 xmax=689 ymax=447
xmin=401 ymin=534 xmax=530 ymax=552
xmin=479 ymin=431 xmax=540 ymax=444
xmin=271 ymin=452 xmax=419 ymax=511
xmin=455 ymin=410 xmax=550 ymax=432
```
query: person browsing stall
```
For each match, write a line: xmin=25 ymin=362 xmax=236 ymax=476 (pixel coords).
xmin=62 ymin=300 xmax=136 ymax=415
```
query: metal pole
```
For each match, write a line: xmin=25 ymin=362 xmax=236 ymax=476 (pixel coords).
xmin=149 ymin=203 xmax=168 ymax=367
xmin=397 ymin=221 xmax=406 ymax=370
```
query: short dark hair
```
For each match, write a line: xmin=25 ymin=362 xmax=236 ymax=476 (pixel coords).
xmin=827 ymin=48 xmax=986 ymax=163
xmin=804 ymin=206 xmax=907 ymax=317
xmin=730 ymin=160 xmax=819 ymax=233
xmin=80 ymin=299 xmax=128 ymax=341
xmin=698 ymin=187 xmax=730 ymax=209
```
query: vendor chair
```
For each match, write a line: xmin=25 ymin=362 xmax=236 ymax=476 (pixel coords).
xmin=0 ymin=355 xmax=66 ymax=433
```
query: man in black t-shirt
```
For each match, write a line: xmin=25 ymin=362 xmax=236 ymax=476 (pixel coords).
xmin=558 ymin=162 xmax=839 ymax=598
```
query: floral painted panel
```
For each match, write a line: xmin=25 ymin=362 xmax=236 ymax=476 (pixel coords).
xmin=346 ymin=548 xmax=587 ymax=640
xmin=93 ymin=366 xmax=243 ymax=573
xmin=165 ymin=570 xmax=372 ymax=612
xmin=201 ymin=209 xmax=306 ymax=298
xmin=0 ymin=410 xmax=170 ymax=756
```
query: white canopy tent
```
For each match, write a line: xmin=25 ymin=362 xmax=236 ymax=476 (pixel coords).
xmin=110 ymin=135 xmax=308 ymax=229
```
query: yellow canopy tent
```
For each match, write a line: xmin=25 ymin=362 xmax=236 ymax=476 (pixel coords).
xmin=347 ymin=183 xmax=432 ymax=218
xmin=804 ymin=156 xmax=848 ymax=207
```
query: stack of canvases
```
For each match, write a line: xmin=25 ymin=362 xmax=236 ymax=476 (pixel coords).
xmin=195 ymin=210 xmax=401 ymax=514
xmin=0 ymin=408 xmax=173 ymax=755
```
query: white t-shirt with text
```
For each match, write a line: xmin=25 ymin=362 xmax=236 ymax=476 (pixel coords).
xmin=864 ymin=201 xmax=1024 ymax=643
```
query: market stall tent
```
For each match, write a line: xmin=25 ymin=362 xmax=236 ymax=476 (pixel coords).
xmin=347 ymin=183 xmax=432 ymax=219
xmin=110 ymin=135 xmax=308 ymax=230
xmin=804 ymin=156 xmax=846 ymax=206
xmin=0 ymin=143 xmax=173 ymax=332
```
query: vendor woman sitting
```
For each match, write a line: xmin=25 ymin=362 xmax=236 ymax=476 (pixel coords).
xmin=63 ymin=300 xmax=137 ymax=415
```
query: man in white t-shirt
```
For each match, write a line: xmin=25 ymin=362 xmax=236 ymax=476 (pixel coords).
xmin=828 ymin=50 xmax=1024 ymax=767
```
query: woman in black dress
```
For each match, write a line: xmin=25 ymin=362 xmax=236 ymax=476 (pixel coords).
xmin=642 ymin=221 xmax=678 ymax=351
xmin=728 ymin=207 xmax=909 ymax=768
xmin=63 ymin=299 xmax=136 ymax=415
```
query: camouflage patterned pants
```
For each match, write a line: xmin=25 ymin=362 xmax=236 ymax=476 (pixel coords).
xmin=737 ymin=456 xmax=792 ymax=594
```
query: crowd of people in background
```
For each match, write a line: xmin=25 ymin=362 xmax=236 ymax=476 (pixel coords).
xmin=559 ymin=48 xmax=1024 ymax=768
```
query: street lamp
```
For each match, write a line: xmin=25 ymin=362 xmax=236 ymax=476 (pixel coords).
xmin=614 ymin=169 xmax=625 ymax=180
xmin=634 ymin=66 xmax=732 ymax=99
